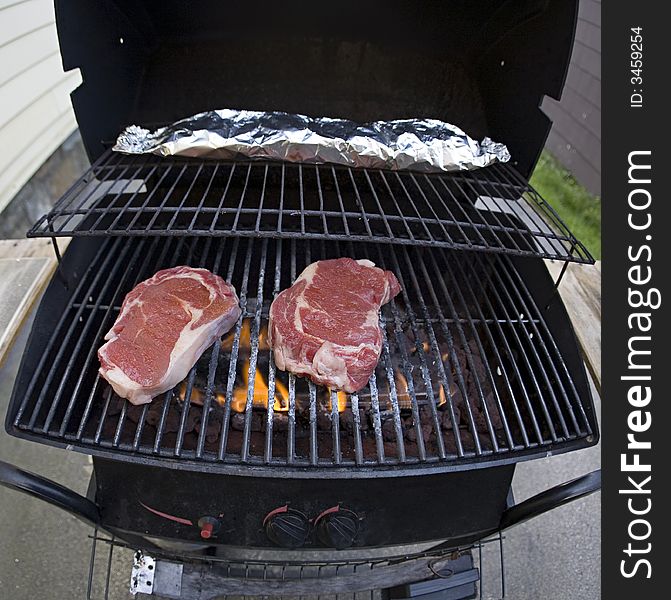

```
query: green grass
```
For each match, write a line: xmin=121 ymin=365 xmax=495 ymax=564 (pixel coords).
xmin=530 ymin=151 xmax=601 ymax=259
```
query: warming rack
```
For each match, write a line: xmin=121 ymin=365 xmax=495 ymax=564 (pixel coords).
xmin=27 ymin=149 xmax=594 ymax=264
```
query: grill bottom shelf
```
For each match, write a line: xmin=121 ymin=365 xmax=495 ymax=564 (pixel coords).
xmin=88 ymin=528 xmax=506 ymax=600
xmin=6 ymin=236 xmax=597 ymax=474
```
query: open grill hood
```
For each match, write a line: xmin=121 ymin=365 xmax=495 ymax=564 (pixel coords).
xmin=56 ymin=0 xmax=578 ymax=178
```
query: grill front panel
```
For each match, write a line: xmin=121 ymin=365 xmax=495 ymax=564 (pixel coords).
xmin=94 ymin=458 xmax=514 ymax=548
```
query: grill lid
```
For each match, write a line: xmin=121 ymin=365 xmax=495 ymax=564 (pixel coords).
xmin=28 ymin=150 xmax=594 ymax=264
xmin=7 ymin=235 xmax=598 ymax=476
xmin=56 ymin=0 xmax=578 ymax=177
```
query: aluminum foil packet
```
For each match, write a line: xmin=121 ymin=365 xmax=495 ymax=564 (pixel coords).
xmin=113 ymin=109 xmax=510 ymax=172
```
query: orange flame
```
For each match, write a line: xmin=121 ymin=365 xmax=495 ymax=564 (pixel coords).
xmin=328 ymin=390 xmax=348 ymax=413
xmin=395 ymin=372 xmax=410 ymax=401
xmin=394 ymin=372 xmax=413 ymax=409
xmin=411 ymin=341 xmax=431 ymax=355
xmin=258 ymin=326 xmax=270 ymax=351
xmin=437 ymin=380 xmax=460 ymax=407
xmin=178 ymin=382 xmax=204 ymax=406
xmin=438 ymin=384 xmax=447 ymax=407
xmin=221 ymin=320 xmax=269 ymax=352
xmin=337 ymin=391 xmax=347 ymax=412
xmin=230 ymin=360 xmax=289 ymax=413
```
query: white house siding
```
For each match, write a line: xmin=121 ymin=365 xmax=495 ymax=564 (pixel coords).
xmin=0 ymin=0 xmax=81 ymax=214
xmin=542 ymin=0 xmax=601 ymax=195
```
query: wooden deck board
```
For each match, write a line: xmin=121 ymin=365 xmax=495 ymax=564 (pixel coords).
xmin=0 ymin=238 xmax=69 ymax=367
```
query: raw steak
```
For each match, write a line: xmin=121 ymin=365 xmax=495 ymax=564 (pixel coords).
xmin=268 ymin=258 xmax=401 ymax=393
xmin=98 ymin=266 xmax=241 ymax=405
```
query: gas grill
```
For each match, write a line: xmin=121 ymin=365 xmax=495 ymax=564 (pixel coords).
xmin=1 ymin=1 xmax=600 ymax=597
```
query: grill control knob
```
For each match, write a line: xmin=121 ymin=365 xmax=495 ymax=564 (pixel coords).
xmin=316 ymin=506 xmax=359 ymax=549
xmin=263 ymin=506 xmax=310 ymax=548
xmin=197 ymin=516 xmax=221 ymax=540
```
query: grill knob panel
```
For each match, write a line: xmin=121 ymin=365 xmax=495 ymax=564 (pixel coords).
xmin=264 ymin=508 xmax=310 ymax=548
xmin=316 ymin=507 xmax=359 ymax=549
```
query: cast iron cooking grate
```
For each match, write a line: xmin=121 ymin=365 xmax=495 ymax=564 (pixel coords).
xmin=8 ymin=236 xmax=597 ymax=473
xmin=27 ymin=149 xmax=594 ymax=264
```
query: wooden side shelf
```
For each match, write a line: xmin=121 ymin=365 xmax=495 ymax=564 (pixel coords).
xmin=0 ymin=239 xmax=69 ymax=367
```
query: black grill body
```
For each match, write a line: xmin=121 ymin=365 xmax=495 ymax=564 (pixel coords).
xmin=56 ymin=0 xmax=577 ymax=178
xmin=5 ymin=233 xmax=597 ymax=552
xmin=6 ymin=236 xmax=597 ymax=476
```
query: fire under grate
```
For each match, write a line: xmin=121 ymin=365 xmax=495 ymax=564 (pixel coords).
xmin=27 ymin=150 xmax=594 ymax=264
xmin=9 ymin=236 xmax=596 ymax=472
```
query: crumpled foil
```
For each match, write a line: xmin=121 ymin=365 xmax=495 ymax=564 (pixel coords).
xmin=113 ymin=109 xmax=510 ymax=172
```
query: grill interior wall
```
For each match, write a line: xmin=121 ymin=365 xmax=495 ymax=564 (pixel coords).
xmin=11 ymin=235 xmax=595 ymax=470
xmin=57 ymin=0 xmax=578 ymax=177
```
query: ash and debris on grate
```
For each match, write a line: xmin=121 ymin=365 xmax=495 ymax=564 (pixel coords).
xmin=104 ymin=318 xmax=508 ymax=460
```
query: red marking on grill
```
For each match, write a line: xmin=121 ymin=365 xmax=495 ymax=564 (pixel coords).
xmin=314 ymin=504 xmax=341 ymax=524
xmin=139 ymin=501 xmax=193 ymax=526
xmin=263 ymin=504 xmax=288 ymax=527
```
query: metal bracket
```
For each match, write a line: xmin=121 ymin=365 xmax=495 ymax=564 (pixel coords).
xmin=130 ymin=551 xmax=156 ymax=595
xmin=553 ymin=259 xmax=570 ymax=290
xmin=48 ymin=232 xmax=69 ymax=289
xmin=543 ymin=258 xmax=571 ymax=311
